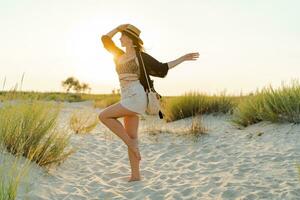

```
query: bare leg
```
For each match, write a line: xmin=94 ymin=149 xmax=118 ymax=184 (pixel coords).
xmin=98 ymin=103 xmax=141 ymax=160
xmin=124 ymin=115 xmax=141 ymax=182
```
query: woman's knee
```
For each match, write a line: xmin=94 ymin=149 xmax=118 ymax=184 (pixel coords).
xmin=98 ymin=111 xmax=107 ymax=122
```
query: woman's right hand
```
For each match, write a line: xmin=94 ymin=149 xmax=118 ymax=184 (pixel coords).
xmin=103 ymin=24 xmax=130 ymax=39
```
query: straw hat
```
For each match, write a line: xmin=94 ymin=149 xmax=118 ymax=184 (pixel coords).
xmin=121 ymin=24 xmax=144 ymax=45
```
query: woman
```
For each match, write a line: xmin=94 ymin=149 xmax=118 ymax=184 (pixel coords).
xmin=99 ymin=24 xmax=199 ymax=182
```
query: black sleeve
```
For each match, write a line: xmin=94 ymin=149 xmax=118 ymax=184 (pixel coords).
xmin=101 ymin=35 xmax=124 ymax=58
xmin=140 ymin=52 xmax=169 ymax=78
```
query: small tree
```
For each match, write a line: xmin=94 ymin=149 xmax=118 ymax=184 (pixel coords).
xmin=62 ymin=77 xmax=91 ymax=94
xmin=81 ymin=83 xmax=91 ymax=93
xmin=62 ymin=77 xmax=77 ymax=92
xmin=73 ymin=80 xmax=82 ymax=93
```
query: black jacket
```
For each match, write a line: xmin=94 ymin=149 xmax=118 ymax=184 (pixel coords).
xmin=101 ymin=35 xmax=169 ymax=92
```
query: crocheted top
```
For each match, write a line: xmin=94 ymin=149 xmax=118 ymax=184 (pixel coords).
xmin=115 ymin=55 xmax=141 ymax=87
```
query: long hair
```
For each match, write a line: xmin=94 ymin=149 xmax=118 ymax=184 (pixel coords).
xmin=121 ymin=31 xmax=145 ymax=53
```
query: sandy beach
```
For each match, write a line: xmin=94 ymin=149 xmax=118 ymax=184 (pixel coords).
xmin=2 ymin=0 xmax=300 ymax=199
xmin=1 ymin=101 xmax=300 ymax=200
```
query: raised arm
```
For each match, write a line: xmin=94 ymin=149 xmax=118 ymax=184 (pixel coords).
xmin=100 ymin=24 xmax=129 ymax=58
xmin=167 ymin=52 xmax=200 ymax=69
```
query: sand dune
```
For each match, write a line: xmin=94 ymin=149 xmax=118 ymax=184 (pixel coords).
xmin=1 ymin=101 xmax=300 ymax=199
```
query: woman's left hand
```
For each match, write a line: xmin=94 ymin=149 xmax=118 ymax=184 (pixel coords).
xmin=181 ymin=52 xmax=200 ymax=61
xmin=167 ymin=52 xmax=200 ymax=70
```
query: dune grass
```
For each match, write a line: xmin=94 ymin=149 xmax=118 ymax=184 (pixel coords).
xmin=0 ymin=101 xmax=75 ymax=168
xmin=0 ymin=91 xmax=121 ymax=104
xmin=69 ymin=110 xmax=98 ymax=134
xmin=162 ymin=91 xmax=237 ymax=122
xmin=0 ymin=91 xmax=84 ymax=102
xmin=233 ymin=80 xmax=300 ymax=126
xmin=93 ymin=94 xmax=120 ymax=108
xmin=3 ymin=80 xmax=300 ymax=129
xmin=0 ymin=152 xmax=31 ymax=200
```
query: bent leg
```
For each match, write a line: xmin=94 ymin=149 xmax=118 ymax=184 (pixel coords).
xmin=98 ymin=102 xmax=141 ymax=160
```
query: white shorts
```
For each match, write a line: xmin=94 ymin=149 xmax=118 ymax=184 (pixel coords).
xmin=120 ymin=80 xmax=147 ymax=115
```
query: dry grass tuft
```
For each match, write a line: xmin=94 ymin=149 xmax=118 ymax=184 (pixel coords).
xmin=69 ymin=110 xmax=98 ymax=134
xmin=187 ymin=115 xmax=208 ymax=136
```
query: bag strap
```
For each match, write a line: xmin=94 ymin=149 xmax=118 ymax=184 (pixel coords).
xmin=136 ymin=50 xmax=152 ymax=92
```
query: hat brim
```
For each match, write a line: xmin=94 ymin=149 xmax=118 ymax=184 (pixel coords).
xmin=122 ymin=30 xmax=144 ymax=45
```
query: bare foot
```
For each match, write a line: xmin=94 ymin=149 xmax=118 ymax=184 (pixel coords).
xmin=129 ymin=139 xmax=141 ymax=161
xmin=128 ymin=176 xmax=141 ymax=182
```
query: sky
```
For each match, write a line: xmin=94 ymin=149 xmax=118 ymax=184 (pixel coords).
xmin=1 ymin=0 xmax=300 ymax=96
